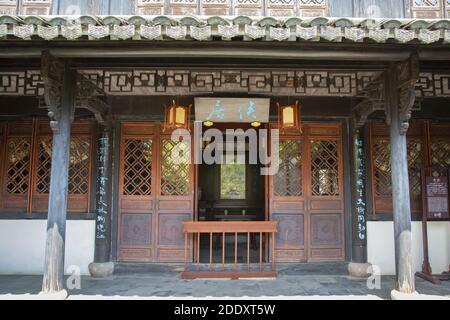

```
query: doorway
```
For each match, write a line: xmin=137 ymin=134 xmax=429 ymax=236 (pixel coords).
xmin=196 ymin=124 xmax=266 ymax=263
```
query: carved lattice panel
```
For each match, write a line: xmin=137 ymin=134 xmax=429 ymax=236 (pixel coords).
xmin=298 ymin=0 xmax=328 ymax=17
xmin=201 ymin=0 xmax=230 ymax=15
xmin=160 ymin=139 xmax=190 ymax=196
xmin=431 ymin=140 xmax=450 ymax=175
xmin=68 ymin=137 xmax=91 ymax=195
xmin=373 ymin=139 xmax=423 ymax=197
xmin=35 ymin=137 xmax=52 ymax=194
xmin=410 ymin=0 xmax=447 ymax=18
xmin=234 ymin=0 xmax=263 ymax=16
xmin=266 ymin=0 xmax=295 ymax=17
xmin=168 ymin=0 xmax=198 ymax=15
xmin=275 ymin=140 xmax=302 ymax=197
xmin=34 ymin=137 xmax=91 ymax=195
xmin=311 ymin=140 xmax=339 ymax=196
xmin=407 ymin=140 xmax=423 ymax=197
xmin=5 ymin=137 xmax=31 ymax=194
xmin=21 ymin=0 xmax=52 ymax=15
xmin=123 ymin=139 xmax=153 ymax=196
xmin=0 ymin=0 xmax=17 ymax=14
xmin=136 ymin=0 xmax=165 ymax=15
xmin=373 ymin=139 xmax=391 ymax=196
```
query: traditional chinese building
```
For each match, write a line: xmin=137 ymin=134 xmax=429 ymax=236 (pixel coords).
xmin=0 ymin=0 xmax=449 ymax=296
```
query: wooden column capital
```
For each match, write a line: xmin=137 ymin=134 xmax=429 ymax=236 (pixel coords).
xmin=352 ymin=73 xmax=385 ymax=130
xmin=40 ymin=50 xmax=74 ymax=132
xmin=385 ymin=53 xmax=420 ymax=135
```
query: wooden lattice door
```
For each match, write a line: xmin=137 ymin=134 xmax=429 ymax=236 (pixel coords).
xmin=118 ymin=122 xmax=194 ymax=262
xmin=269 ymin=123 xmax=345 ymax=262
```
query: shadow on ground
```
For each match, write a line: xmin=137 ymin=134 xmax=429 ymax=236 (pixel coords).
xmin=1 ymin=263 xmax=449 ymax=300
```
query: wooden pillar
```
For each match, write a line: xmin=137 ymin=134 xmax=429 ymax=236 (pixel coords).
xmin=93 ymin=126 xmax=112 ymax=263
xmin=386 ymin=55 xmax=419 ymax=294
xmin=41 ymin=56 xmax=74 ymax=294
xmin=88 ymin=124 xmax=115 ymax=277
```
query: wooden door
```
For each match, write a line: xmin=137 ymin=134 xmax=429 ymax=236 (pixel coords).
xmin=118 ymin=122 xmax=194 ymax=262
xmin=155 ymin=133 xmax=194 ymax=262
xmin=269 ymin=123 xmax=345 ymax=262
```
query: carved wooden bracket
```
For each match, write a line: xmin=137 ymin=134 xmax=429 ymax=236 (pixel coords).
xmin=397 ymin=54 xmax=420 ymax=135
xmin=385 ymin=53 xmax=420 ymax=135
xmin=75 ymin=74 xmax=111 ymax=125
xmin=352 ymin=74 xmax=385 ymax=129
xmin=40 ymin=50 xmax=64 ymax=132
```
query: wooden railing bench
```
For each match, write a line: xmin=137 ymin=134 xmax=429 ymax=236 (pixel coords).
xmin=181 ymin=221 xmax=278 ymax=280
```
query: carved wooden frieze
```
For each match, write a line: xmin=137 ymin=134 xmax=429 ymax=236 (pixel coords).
xmin=77 ymin=69 xmax=382 ymax=97
xmin=410 ymin=0 xmax=449 ymax=19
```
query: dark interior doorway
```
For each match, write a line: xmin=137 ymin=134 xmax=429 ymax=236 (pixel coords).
xmin=196 ymin=124 xmax=266 ymax=263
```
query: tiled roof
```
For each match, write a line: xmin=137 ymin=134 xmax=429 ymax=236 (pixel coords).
xmin=0 ymin=15 xmax=449 ymax=44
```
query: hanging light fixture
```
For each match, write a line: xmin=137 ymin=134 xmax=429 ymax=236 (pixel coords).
xmin=277 ymin=100 xmax=301 ymax=132
xmin=164 ymin=100 xmax=192 ymax=131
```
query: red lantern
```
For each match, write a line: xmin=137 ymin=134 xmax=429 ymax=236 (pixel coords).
xmin=164 ymin=100 xmax=192 ymax=131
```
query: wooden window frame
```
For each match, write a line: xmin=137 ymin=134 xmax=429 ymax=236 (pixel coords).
xmin=0 ymin=119 xmax=95 ymax=216
xmin=369 ymin=119 xmax=450 ymax=217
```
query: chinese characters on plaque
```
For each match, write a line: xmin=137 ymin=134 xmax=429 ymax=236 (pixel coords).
xmin=426 ymin=176 xmax=449 ymax=220
xmin=355 ymin=138 xmax=367 ymax=241
xmin=194 ymin=98 xmax=270 ymax=123
xmin=95 ymin=134 xmax=109 ymax=240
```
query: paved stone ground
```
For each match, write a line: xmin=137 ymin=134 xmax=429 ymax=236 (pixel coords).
xmin=0 ymin=263 xmax=449 ymax=300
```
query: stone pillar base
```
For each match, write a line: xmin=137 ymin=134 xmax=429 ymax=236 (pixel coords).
xmin=88 ymin=262 xmax=114 ymax=278
xmin=348 ymin=262 xmax=372 ymax=278
xmin=390 ymin=290 xmax=422 ymax=300
xmin=37 ymin=289 xmax=68 ymax=300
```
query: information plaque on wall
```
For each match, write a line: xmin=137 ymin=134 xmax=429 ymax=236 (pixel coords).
xmin=426 ymin=176 xmax=449 ymax=219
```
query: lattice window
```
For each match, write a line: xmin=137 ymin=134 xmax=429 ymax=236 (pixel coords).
xmin=136 ymin=0 xmax=165 ymax=15
xmin=373 ymin=139 xmax=423 ymax=197
xmin=298 ymin=0 xmax=328 ymax=17
xmin=34 ymin=137 xmax=91 ymax=195
xmin=168 ymin=0 xmax=197 ymax=15
xmin=161 ymin=139 xmax=190 ymax=196
xmin=21 ymin=0 xmax=52 ymax=14
xmin=410 ymin=0 xmax=448 ymax=18
xmin=407 ymin=140 xmax=423 ymax=197
xmin=234 ymin=0 xmax=263 ymax=16
xmin=68 ymin=137 xmax=91 ymax=194
xmin=275 ymin=140 xmax=302 ymax=197
xmin=266 ymin=0 xmax=295 ymax=17
xmin=5 ymin=137 xmax=31 ymax=194
xmin=311 ymin=140 xmax=339 ymax=196
xmin=430 ymin=140 xmax=450 ymax=175
xmin=35 ymin=137 xmax=52 ymax=194
xmin=0 ymin=0 xmax=17 ymax=14
xmin=201 ymin=0 xmax=230 ymax=15
xmin=123 ymin=139 xmax=153 ymax=196
xmin=373 ymin=139 xmax=391 ymax=196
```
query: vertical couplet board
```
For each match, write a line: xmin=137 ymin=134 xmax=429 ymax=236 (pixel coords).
xmin=269 ymin=123 xmax=345 ymax=262
xmin=118 ymin=122 xmax=194 ymax=262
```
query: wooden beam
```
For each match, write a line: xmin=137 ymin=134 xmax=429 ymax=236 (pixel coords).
xmin=41 ymin=52 xmax=74 ymax=294
xmin=2 ymin=43 xmax=450 ymax=61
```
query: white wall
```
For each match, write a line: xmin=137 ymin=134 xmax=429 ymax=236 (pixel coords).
xmin=0 ymin=220 xmax=95 ymax=275
xmin=368 ymin=221 xmax=450 ymax=275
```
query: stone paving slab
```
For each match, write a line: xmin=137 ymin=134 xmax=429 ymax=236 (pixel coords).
xmin=0 ymin=263 xmax=449 ymax=300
